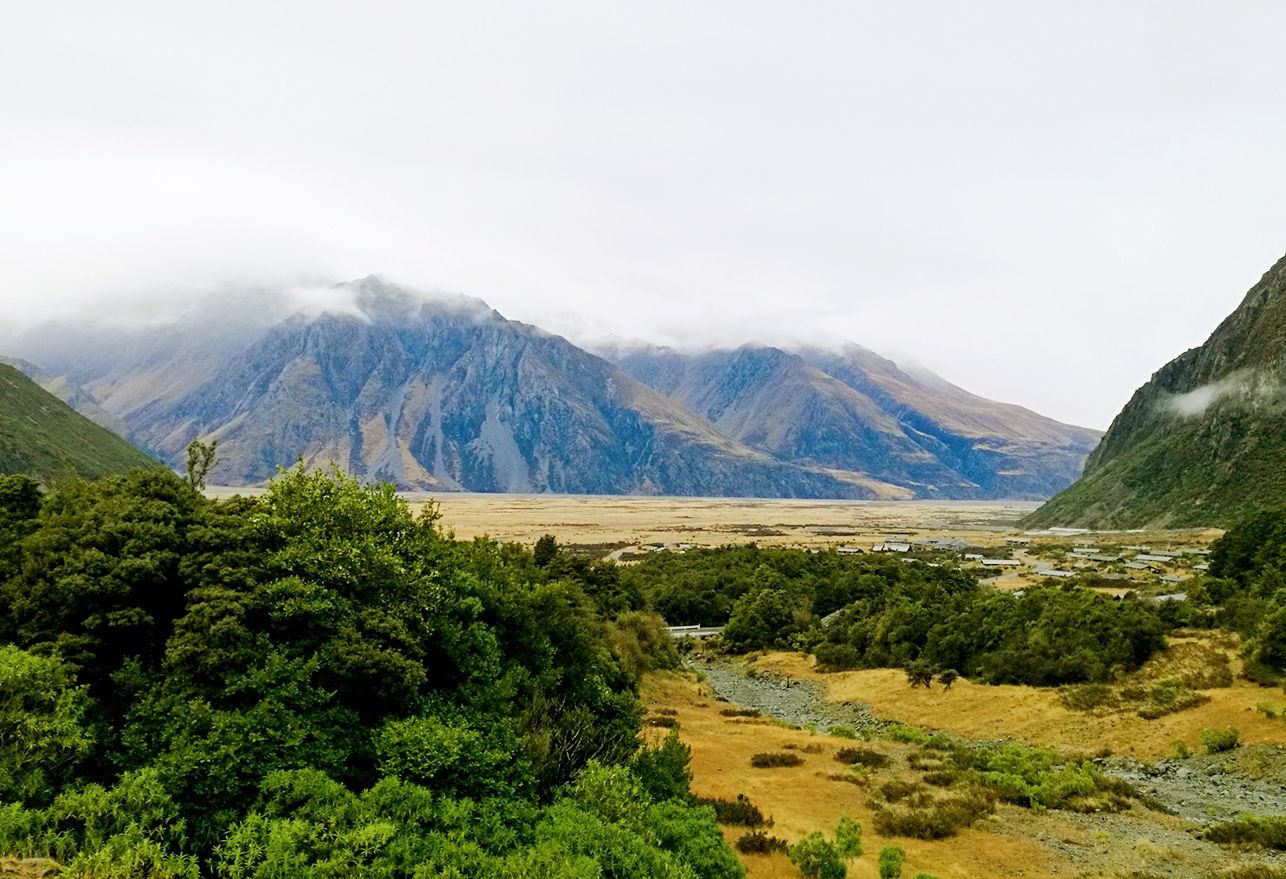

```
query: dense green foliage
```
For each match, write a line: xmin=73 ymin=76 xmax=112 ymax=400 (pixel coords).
xmin=1182 ymin=509 xmax=1286 ymax=677
xmin=0 ymin=364 xmax=159 ymax=483
xmin=627 ymin=545 xmax=1168 ymax=686
xmin=0 ymin=467 xmax=741 ymax=878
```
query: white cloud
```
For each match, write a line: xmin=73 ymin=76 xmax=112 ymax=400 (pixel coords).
xmin=4 ymin=3 xmax=1286 ymax=429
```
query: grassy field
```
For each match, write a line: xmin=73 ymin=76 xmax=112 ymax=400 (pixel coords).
xmin=644 ymin=654 xmax=1286 ymax=879
xmin=408 ymin=494 xmax=1041 ymax=550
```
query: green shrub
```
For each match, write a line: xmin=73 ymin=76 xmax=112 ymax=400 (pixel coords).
xmin=0 ymin=646 xmax=92 ymax=803
xmin=872 ymin=788 xmax=996 ymax=840
xmin=885 ymin=724 xmax=929 ymax=745
xmin=879 ymin=845 xmax=906 ymax=879
xmin=1200 ymin=726 xmax=1240 ymax=754
xmin=735 ymin=831 xmax=788 ymax=854
xmin=720 ymin=708 xmax=761 ymax=718
xmin=828 ymin=725 xmax=858 ymax=739
xmin=834 ymin=815 xmax=863 ymax=858
xmin=751 ymin=752 xmax=804 ymax=768
xmin=922 ymin=771 xmax=957 ymax=787
xmin=633 ymin=729 xmax=694 ymax=804
xmin=789 ymin=831 xmax=847 ymax=879
xmin=835 ymin=747 xmax=889 ymax=768
xmin=1206 ymin=815 xmax=1286 ymax=849
xmin=694 ymin=794 xmax=764 ymax=827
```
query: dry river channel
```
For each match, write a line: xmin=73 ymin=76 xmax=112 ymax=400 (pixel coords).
xmin=690 ymin=658 xmax=1286 ymax=825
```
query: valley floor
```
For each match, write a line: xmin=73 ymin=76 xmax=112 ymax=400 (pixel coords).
xmin=644 ymin=645 xmax=1286 ymax=879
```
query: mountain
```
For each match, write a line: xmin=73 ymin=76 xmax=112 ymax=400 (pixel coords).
xmin=0 ymin=363 xmax=159 ymax=482
xmin=1026 ymin=251 xmax=1286 ymax=528
xmin=12 ymin=279 xmax=910 ymax=498
xmin=0 ymin=356 xmax=128 ymax=436
xmin=611 ymin=343 xmax=1102 ymax=500
xmin=10 ymin=276 xmax=1101 ymax=499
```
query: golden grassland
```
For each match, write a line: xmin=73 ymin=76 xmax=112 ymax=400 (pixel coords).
xmin=643 ymin=643 xmax=1286 ymax=879
xmin=742 ymin=635 xmax=1286 ymax=761
xmin=410 ymin=494 xmax=1042 ymax=551
xmin=642 ymin=672 xmax=1066 ymax=879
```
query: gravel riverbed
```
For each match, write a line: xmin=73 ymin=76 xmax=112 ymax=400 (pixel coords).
xmin=692 ymin=657 xmax=1286 ymax=829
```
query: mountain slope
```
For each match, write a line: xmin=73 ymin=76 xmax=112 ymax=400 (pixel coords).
xmin=796 ymin=345 xmax=1102 ymax=499
xmin=32 ymin=278 xmax=905 ymax=498
xmin=613 ymin=343 xmax=1101 ymax=500
xmin=0 ymin=363 xmax=159 ymax=482
xmin=615 ymin=345 xmax=978 ymax=497
xmin=0 ymin=356 xmax=128 ymax=436
xmin=1026 ymin=251 xmax=1286 ymax=528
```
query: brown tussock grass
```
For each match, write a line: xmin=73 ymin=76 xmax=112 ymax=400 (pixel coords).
xmin=641 ymin=672 xmax=1066 ymax=879
xmin=746 ymin=640 xmax=1286 ymax=760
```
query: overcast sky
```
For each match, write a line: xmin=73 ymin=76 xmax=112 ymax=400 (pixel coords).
xmin=3 ymin=2 xmax=1286 ymax=429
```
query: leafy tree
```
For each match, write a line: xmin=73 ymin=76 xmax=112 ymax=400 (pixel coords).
xmin=184 ymin=439 xmax=218 ymax=492
xmin=0 ymin=646 xmax=91 ymax=802
xmin=906 ymin=660 xmax=934 ymax=689
xmin=834 ymin=815 xmax=863 ymax=858
xmin=938 ymin=669 xmax=959 ymax=690
xmin=534 ymin=533 xmax=558 ymax=567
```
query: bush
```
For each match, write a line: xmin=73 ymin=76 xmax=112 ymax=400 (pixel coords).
xmin=633 ymin=729 xmax=693 ymax=804
xmin=879 ymin=780 xmax=924 ymax=804
xmin=1206 ymin=815 xmax=1286 ymax=849
xmin=885 ymin=724 xmax=929 ymax=745
xmin=879 ymin=845 xmax=906 ymax=879
xmin=646 ymin=716 xmax=680 ymax=728
xmin=735 ymin=831 xmax=788 ymax=854
xmin=1060 ymin=683 xmax=1116 ymax=711
xmin=694 ymin=794 xmax=764 ymax=827
xmin=828 ymin=725 xmax=858 ymax=739
xmin=789 ymin=831 xmax=846 ymax=879
xmin=0 ymin=646 xmax=91 ymax=803
xmin=834 ymin=815 xmax=862 ymax=858
xmin=751 ymin=752 xmax=804 ymax=768
xmin=720 ymin=708 xmax=761 ymax=718
xmin=1200 ymin=726 xmax=1241 ymax=754
xmin=922 ymin=771 xmax=957 ymax=787
xmin=872 ymin=788 xmax=996 ymax=840
xmin=835 ymin=747 xmax=889 ymax=769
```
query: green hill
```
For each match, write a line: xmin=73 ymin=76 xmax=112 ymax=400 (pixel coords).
xmin=0 ymin=362 xmax=159 ymax=482
xmin=1025 ymin=251 xmax=1286 ymax=529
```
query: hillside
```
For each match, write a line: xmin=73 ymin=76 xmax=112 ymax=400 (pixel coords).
xmin=614 ymin=343 xmax=1101 ymax=500
xmin=1026 ymin=250 xmax=1286 ymax=528
xmin=0 ymin=363 xmax=158 ymax=482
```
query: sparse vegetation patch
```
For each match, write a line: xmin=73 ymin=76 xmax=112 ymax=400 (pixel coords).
xmin=751 ymin=751 xmax=804 ymax=768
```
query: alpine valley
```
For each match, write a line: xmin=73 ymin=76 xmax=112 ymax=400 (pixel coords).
xmin=5 ymin=277 xmax=1100 ymax=499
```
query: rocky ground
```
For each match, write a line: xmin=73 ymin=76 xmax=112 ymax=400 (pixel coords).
xmin=691 ymin=656 xmax=1286 ymax=877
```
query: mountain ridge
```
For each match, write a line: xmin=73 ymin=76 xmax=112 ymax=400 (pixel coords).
xmin=1025 ymin=251 xmax=1286 ymax=528
xmin=9 ymin=276 xmax=1099 ymax=499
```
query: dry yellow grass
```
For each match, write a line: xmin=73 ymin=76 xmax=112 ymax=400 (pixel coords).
xmin=745 ymin=644 xmax=1286 ymax=760
xmin=409 ymin=495 xmax=1040 ymax=551
xmin=642 ymin=672 xmax=1067 ymax=879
